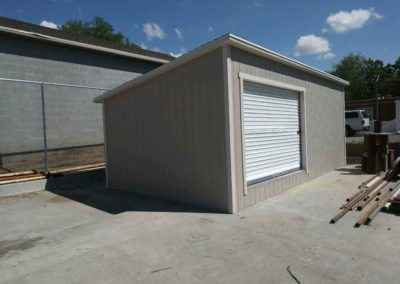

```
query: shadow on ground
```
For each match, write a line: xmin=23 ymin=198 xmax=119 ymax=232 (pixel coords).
xmin=336 ymin=165 xmax=365 ymax=176
xmin=45 ymin=169 xmax=212 ymax=215
xmin=382 ymin=203 xmax=400 ymax=217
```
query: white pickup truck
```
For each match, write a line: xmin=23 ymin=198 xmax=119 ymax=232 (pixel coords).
xmin=345 ymin=110 xmax=370 ymax=136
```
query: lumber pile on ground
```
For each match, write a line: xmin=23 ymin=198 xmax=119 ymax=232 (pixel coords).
xmin=48 ymin=162 xmax=105 ymax=175
xmin=0 ymin=162 xmax=105 ymax=185
xmin=330 ymin=158 xmax=400 ymax=227
xmin=0 ymin=170 xmax=45 ymax=185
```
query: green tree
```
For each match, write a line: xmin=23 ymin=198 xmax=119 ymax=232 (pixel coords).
xmin=61 ymin=17 xmax=134 ymax=48
xmin=383 ymin=56 xmax=400 ymax=96
xmin=331 ymin=54 xmax=399 ymax=100
xmin=394 ymin=57 xmax=400 ymax=71
xmin=384 ymin=77 xmax=400 ymax=96
xmin=331 ymin=54 xmax=369 ymax=100
xmin=60 ymin=20 xmax=85 ymax=36
xmin=364 ymin=58 xmax=386 ymax=98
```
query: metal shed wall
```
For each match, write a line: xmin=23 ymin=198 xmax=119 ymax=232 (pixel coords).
xmin=104 ymin=48 xmax=231 ymax=212
xmin=228 ymin=47 xmax=346 ymax=211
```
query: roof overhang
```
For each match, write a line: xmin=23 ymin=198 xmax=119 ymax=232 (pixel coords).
xmin=94 ymin=33 xmax=349 ymax=103
xmin=0 ymin=25 xmax=170 ymax=64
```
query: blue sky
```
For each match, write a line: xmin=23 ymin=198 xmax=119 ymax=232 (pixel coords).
xmin=1 ymin=0 xmax=399 ymax=70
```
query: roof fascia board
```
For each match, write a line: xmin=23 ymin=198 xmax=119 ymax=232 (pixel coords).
xmin=0 ymin=25 xmax=169 ymax=64
xmin=227 ymin=34 xmax=349 ymax=86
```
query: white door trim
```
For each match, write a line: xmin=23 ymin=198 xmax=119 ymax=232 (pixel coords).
xmin=222 ymin=45 xmax=238 ymax=213
xmin=238 ymin=72 xmax=309 ymax=194
xmin=239 ymin=73 xmax=306 ymax=93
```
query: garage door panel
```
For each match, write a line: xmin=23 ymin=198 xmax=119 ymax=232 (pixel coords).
xmin=245 ymin=148 xmax=301 ymax=161
xmin=248 ymin=162 xmax=301 ymax=182
xmin=245 ymin=139 xmax=300 ymax=150
xmin=245 ymin=132 xmax=300 ymax=140
xmin=243 ymin=99 xmax=298 ymax=108
xmin=248 ymin=160 xmax=300 ymax=175
xmin=243 ymin=105 xmax=299 ymax=112
xmin=243 ymin=117 xmax=299 ymax=124
xmin=245 ymin=144 xmax=301 ymax=165
xmin=243 ymin=95 xmax=298 ymax=104
xmin=243 ymin=125 xmax=299 ymax=131
xmin=246 ymin=152 xmax=301 ymax=167
xmin=244 ymin=131 xmax=300 ymax=137
xmin=244 ymin=109 xmax=299 ymax=115
xmin=246 ymin=152 xmax=301 ymax=168
xmin=244 ymin=131 xmax=300 ymax=142
xmin=245 ymin=138 xmax=300 ymax=145
xmin=243 ymin=97 xmax=298 ymax=107
xmin=248 ymin=160 xmax=300 ymax=174
xmin=242 ymin=81 xmax=301 ymax=183
xmin=245 ymin=143 xmax=301 ymax=154
xmin=243 ymin=101 xmax=298 ymax=110
xmin=244 ymin=122 xmax=299 ymax=127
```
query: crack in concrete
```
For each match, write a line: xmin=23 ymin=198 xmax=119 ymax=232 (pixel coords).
xmin=0 ymin=237 xmax=43 ymax=258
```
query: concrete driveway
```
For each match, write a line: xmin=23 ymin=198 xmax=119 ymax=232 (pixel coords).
xmin=1 ymin=167 xmax=400 ymax=284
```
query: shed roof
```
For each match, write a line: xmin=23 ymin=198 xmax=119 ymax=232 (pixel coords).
xmin=94 ymin=33 xmax=349 ymax=103
xmin=0 ymin=16 xmax=173 ymax=64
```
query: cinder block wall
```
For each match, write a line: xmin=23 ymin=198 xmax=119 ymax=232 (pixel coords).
xmin=1 ymin=145 xmax=104 ymax=172
xmin=0 ymin=33 xmax=162 ymax=171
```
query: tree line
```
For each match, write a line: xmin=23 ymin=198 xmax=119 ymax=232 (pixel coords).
xmin=58 ymin=17 xmax=399 ymax=102
xmin=331 ymin=54 xmax=400 ymax=101
xmin=60 ymin=17 xmax=140 ymax=49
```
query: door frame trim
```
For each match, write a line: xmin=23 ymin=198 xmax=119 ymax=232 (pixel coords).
xmin=238 ymin=72 xmax=309 ymax=194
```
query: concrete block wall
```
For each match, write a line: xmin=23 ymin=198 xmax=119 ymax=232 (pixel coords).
xmin=0 ymin=32 xmax=163 ymax=172
xmin=1 ymin=145 xmax=104 ymax=172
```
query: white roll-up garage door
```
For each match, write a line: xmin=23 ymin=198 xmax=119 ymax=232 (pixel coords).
xmin=242 ymin=81 xmax=301 ymax=184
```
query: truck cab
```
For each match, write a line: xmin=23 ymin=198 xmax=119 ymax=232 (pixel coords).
xmin=345 ymin=110 xmax=370 ymax=136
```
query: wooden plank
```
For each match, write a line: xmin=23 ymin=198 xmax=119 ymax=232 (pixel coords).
xmin=0 ymin=175 xmax=45 ymax=185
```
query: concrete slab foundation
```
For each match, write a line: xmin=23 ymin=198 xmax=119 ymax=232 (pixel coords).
xmin=1 ymin=166 xmax=399 ymax=284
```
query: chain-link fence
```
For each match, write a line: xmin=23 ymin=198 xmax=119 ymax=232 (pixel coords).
xmin=0 ymin=77 xmax=108 ymax=174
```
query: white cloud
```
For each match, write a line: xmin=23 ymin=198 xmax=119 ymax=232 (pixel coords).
xmin=40 ymin=20 xmax=58 ymax=29
xmin=174 ymin=28 xmax=183 ymax=40
xmin=294 ymin=34 xmax=331 ymax=56
xmin=208 ymin=26 xmax=214 ymax=33
xmin=321 ymin=28 xmax=328 ymax=34
xmin=139 ymin=42 xmax=163 ymax=53
xmin=151 ymin=47 xmax=162 ymax=52
xmin=326 ymin=8 xmax=383 ymax=33
xmin=170 ymin=47 xmax=187 ymax=58
xmin=143 ymin=22 xmax=166 ymax=40
xmin=321 ymin=52 xmax=336 ymax=60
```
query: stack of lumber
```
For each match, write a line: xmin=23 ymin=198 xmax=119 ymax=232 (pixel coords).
xmin=0 ymin=162 xmax=105 ymax=185
xmin=391 ymin=190 xmax=400 ymax=204
xmin=330 ymin=167 xmax=400 ymax=227
xmin=48 ymin=162 xmax=105 ymax=175
xmin=0 ymin=170 xmax=45 ymax=185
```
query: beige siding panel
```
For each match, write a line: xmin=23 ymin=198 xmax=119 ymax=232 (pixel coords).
xmin=104 ymin=48 xmax=230 ymax=212
xmin=230 ymin=47 xmax=345 ymax=210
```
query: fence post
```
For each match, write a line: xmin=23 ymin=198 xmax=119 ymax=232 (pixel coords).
xmin=40 ymin=83 xmax=48 ymax=173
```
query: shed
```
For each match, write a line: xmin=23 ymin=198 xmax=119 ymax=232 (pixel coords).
xmin=95 ymin=34 xmax=349 ymax=213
